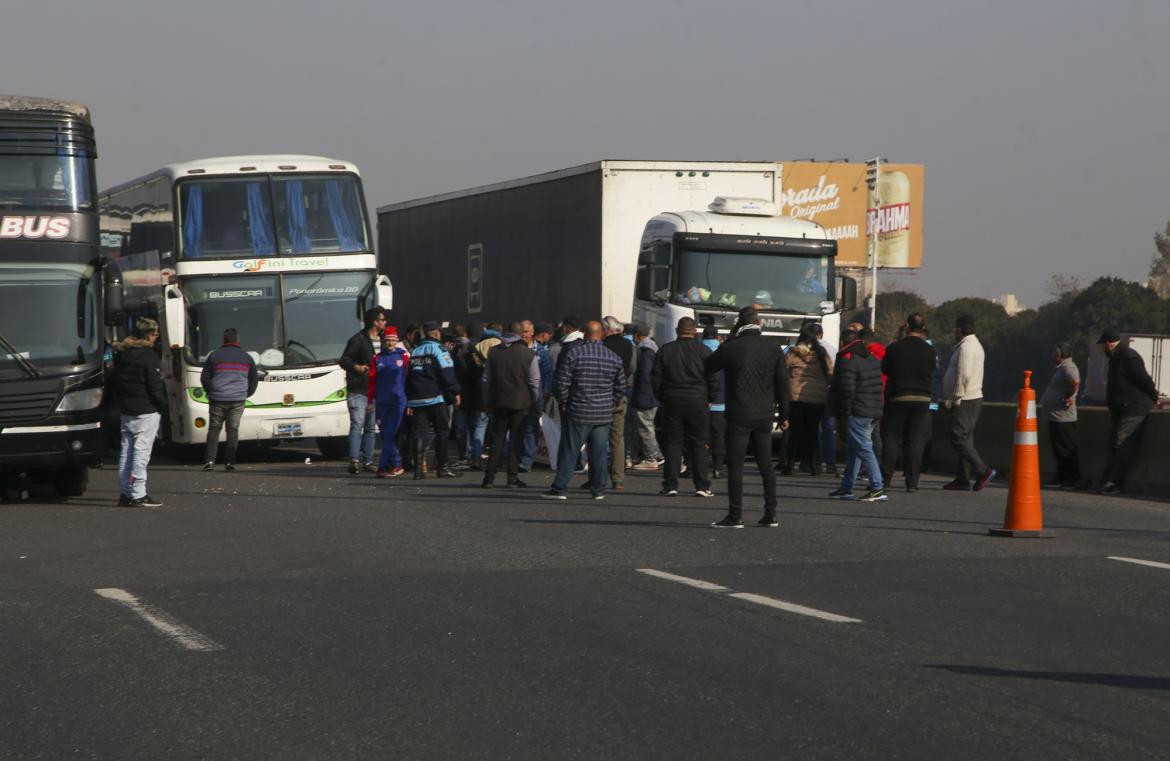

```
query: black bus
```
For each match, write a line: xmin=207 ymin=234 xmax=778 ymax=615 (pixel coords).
xmin=0 ymin=95 xmax=118 ymax=498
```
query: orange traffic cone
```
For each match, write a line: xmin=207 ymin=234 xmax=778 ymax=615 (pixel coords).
xmin=990 ymin=371 xmax=1054 ymax=538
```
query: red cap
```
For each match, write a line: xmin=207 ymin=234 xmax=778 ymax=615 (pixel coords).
xmin=385 ymin=325 xmax=399 ymax=338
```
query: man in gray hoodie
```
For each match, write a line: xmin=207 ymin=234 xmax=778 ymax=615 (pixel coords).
xmin=630 ymin=323 xmax=664 ymax=469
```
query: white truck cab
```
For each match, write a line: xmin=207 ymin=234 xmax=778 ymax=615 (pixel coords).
xmin=632 ymin=197 xmax=857 ymax=343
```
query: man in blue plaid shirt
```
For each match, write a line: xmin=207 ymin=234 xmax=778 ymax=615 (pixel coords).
xmin=543 ymin=321 xmax=626 ymax=500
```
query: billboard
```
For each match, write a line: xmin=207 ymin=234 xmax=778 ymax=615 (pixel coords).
xmin=777 ymin=162 xmax=924 ymax=269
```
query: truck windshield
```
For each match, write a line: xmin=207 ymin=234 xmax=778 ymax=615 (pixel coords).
xmin=673 ymin=249 xmax=831 ymax=314
xmin=178 ymin=175 xmax=368 ymax=258
xmin=0 ymin=154 xmax=93 ymax=211
xmin=0 ymin=262 xmax=100 ymax=377
xmin=182 ymin=271 xmax=374 ymax=368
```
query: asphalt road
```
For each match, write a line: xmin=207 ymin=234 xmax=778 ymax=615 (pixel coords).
xmin=2 ymin=445 xmax=1169 ymax=760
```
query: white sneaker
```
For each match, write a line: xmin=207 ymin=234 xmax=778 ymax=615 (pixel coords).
xmin=695 ymin=489 xmax=715 ymax=498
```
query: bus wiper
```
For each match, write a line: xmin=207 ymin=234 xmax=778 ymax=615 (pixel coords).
xmin=0 ymin=332 xmax=40 ymax=378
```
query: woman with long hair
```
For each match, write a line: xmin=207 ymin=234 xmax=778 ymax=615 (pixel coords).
xmin=785 ymin=323 xmax=833 ymax=475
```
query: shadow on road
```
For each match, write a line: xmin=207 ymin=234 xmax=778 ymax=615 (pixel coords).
xmin=925 ymin=664 xmax=1170 ymax=690
xmin=514 ymin=518 xmax=710 ymax=530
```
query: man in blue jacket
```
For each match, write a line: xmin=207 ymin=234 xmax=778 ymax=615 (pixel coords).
xmin=201 ymin=327 xmax=258 ymax=472
xmin=406 ymin=321 xmax=462 ymax=479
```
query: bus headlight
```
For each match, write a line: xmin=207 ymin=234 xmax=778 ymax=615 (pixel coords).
xmin=55 ymin=388 xmax=104 ymax=412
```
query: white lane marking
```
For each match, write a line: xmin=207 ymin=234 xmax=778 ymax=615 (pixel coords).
xmin=636 ymin=568 xmax=731 ymax=592
xmin=636 ymin=569 xmax=860 ymax=623
xmin=94 ymin=588 xmax=223 ymax=652
xmin=728 ymin=592 xmax=863 ymax=623
xmin=1108 ymin=556 xmax=1170 ymax=571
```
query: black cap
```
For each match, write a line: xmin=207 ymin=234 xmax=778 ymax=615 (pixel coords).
xmin=533 ymin=321 xmax=553 ymax=335
xmin=702 ymin=325 xmax=719 ymax=339
xmin=421 ymin=320 xmax=441 ymax=333
xmin=1097 ymin=330 xmax=1121 ymax=344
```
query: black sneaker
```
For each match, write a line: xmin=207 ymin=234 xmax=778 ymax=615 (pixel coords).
xmin=480 ymin=479 xmax=494 ymax=489
xmin=659 ymin=488 xmax=679 ymax=496
xmin=695 ymin=489 xmax=715 ymax=498
xmin=437 ymin=468 xmax=461 ymax=479
xmin=506 ymin=479 xmax=527 ymax=488
xmin=348 ymin=460 xmax=360 ymax=475
xmin=202 ymin=461 xmax=214 ymax=471
xmin=757 ymin=515 xmax=779 ymax=528
xmin=117 ymin=494 xmax=133 ymax=506
xmin=363 ymin=462 xmax=379 ymax=473
xmin=541 ymin=490 xmax=567 ymax=500
xmin=128 ymin=495 xmax=163 ymax=508
xmin=225 ymin=464 xmax=236 ymax=472
xmin=859 ymin=489 xmax=888 ymax=502
xmin=592 ymin=494 xmax=606 ymax=501
xmin=828 ymin=488 xmax=855 ymax=500
xmin=973 ymin=468 xmax=997 ymax=492
xmin=711 ymin=515 xmax=744 ymax=529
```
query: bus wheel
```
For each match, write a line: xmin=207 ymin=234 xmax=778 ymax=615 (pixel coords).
xmin=317 ymin=436 xmax=349 ymax=460
xmin=54 ymin=467 xmax=89 ymax=498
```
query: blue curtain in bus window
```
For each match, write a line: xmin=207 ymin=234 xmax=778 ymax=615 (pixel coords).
xmin=284 ymin=180 xmax=311 ymax=253
xmin=325 ymin=180 xmax=362 ymax=251
xmin=245 ymin=181 xmax=276 ymax=254
xmin=183 ymin=185 xmax=203 ymax=258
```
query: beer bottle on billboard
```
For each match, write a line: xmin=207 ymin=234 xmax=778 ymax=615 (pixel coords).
xmin=868 ymin=170 xmax=911 ymax=268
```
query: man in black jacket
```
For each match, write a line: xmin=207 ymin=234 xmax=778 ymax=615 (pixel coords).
xmin=339 ymin=307 xmax=386 ymax=474
xmin=704 ymin=308 xmax=790 ymax=528
xmin=481 ymin=323 xmax=541 ymax=488
xmin=652 ymin=317 xmax=717 ymax=497
xmin=1098 ymin=330 xmax=1160 ymax=494
xmin=112 ymin=317 xmax=167 ymax=508
xmin=879 ymin=313 xmax=937 ymax=491
xmin=829 ymin=328 xmax=887 ymax=502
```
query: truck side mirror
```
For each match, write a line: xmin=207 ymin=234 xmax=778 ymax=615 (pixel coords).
xmin=375 ymin=275 xmax=393 ymax=310
xmin=638 ymin=248 xmax=655 ymax=266
xmin=837 ymin=276 xmax=857 ymax=312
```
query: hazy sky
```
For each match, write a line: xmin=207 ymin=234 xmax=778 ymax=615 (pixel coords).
xmin=5 ymin=0 xmax=1168 ymax=308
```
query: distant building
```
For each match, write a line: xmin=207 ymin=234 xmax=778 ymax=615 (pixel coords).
xmin=994 ymin=293 xmax=1026 ymax=316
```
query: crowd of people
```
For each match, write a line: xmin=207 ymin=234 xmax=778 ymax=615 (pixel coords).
xmin=109 ymin=306 xmax=1162 ymax=522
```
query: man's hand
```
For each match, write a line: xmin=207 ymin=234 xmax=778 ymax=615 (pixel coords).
xmin=405 ymin=408 xmax=413 ymax=417
xmin=454 ymin=394 xmax=462 ymax=407
xmin=354 ymin=364 xmax=368 ymax=374
xmin=1064 ymin=397 xmax=1074 ymax=408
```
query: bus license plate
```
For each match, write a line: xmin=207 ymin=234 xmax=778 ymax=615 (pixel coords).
xmin=274 ymin=421 xmax=303 ymax=438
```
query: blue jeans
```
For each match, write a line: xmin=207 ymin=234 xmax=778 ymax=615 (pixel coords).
xmin=818 ymin=413 xmax=837 ymax=468
xmin=551 ymin=419 xmax=610 ymax=496
xmin=347 ymin=394 xmax=376 ymax=463
xmin=466 ymin=410 xmax=490 ymax=460
xmin=519 ymin=405 xmax=541 ymax=469
xmin=119 ymin=412 xmax=160 ymax=500
xmin=841 ymin=415 xmax=883 ymax=492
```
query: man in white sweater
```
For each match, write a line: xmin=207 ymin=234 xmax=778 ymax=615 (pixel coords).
xmin=941 ymin=315 xmax=997 ymax=491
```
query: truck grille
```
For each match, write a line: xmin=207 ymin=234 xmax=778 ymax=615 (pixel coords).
xmin=0 ymin=386 xmax=60 ymax=425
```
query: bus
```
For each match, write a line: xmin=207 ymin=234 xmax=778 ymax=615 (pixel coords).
xmin=99 ymin=155 xmax=391 ymax=458
xmin=0 ymin=95 xmax=116 ymax=498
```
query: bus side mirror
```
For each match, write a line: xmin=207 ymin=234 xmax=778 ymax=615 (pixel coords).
xmin=164 ymin=284 xmax=185 ymax=349
xmin=375 ymin=275 xmax=393 ymax=310
xmin=837 ymin=276 xmax=857 ymax=312
xmin=104 ymin=265 xmax=124 ymax=327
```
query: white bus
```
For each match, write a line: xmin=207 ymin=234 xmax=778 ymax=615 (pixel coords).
xmin=100 ymin=155 xmax=391 ymax=457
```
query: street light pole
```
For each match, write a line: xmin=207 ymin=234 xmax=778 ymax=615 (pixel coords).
xmin=865 ymin=156 xmax=882 ymax=330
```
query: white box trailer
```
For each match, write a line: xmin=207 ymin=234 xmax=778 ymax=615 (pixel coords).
xmin=377 ymin=160 xmax=855 ymax=340
xmin=1083 ymin=333 xmax=1170 ymax=404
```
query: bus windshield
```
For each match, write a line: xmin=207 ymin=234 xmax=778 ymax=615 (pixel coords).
xmin=673 ymin=249 xmax=832 ymax=314
xmin=0 ymin=262 xmax=100 ymax=377
xmin=182 ymin=271 xmax=374 ymax=368
xmin=178 ymin=174 xmax=368 ymax=258
xmin=0 ymin=154 xmax=93 ymax=211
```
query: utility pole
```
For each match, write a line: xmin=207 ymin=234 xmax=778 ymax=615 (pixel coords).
xmin=865 ymin=156 xmax=882 ymax=329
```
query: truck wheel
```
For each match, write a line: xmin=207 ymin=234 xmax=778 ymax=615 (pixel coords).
xmin=54 ymin=467 xmax=89 ymax=498
xmin=317 ymin=436 xmax=349 ymax=460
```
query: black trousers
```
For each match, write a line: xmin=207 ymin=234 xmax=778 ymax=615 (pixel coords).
xmin=786 ymin=401 xmax=825 ymax=473
xmin=709 ymin=411 xmax=726 ymax=468
xmin=880 ymin=400 xmax=932 ymax=489
xmin=726 ymin=416 xmax=777 ymax=519
xmin=484 ymin=407 xmax=529 ymax=481
xmin=661 ymin=401 xmax=710 ymax=491
xmin=1102 ymin=414 xmax=1147 ymax=486
xmin=412 ymin=403 xmax=451 ymax=470
xmin=1048 ymin=420 xmax=1080 ymax=486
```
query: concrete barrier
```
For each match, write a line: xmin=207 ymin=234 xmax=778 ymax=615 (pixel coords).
xmin=927 ymin=405 xmax=1170 ymax=499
